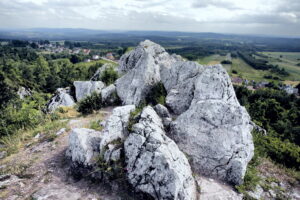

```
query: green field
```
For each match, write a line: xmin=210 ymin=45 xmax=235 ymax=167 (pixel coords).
xmin=260 ymin=52 xmax=300 ymax=81
xmin=198 ymin=52 xmax=300 ymax=82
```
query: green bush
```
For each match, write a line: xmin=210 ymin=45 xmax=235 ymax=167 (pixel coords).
xmin=145 ymin=82 xmax=167 ymax=105
xmin=77 ymin=92 xmax=102 ymax=115
xmin=100 ymin=67 xmax=119 ymax=85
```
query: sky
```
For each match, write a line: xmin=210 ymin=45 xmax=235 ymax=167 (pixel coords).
xmin=0 ymin=0 xmax=300 ymax=36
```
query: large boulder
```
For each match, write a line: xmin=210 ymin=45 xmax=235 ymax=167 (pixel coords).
xmin=74 ymin=81 xmax=105 ymax=101
xmin=90 ymin=63 xmax=117 ymax=81
xmin=66 ymin=128 xmax=102 ymax=166
xmin=101 ymin=84 xmax=119 ymax=105
xmin=161 ymin=61 xmax=204 ymax=114
xmin=124 ymin=106 xmax=197 ymax=200
xmin=46 ymin=87 xmax=76 ymax=113
xmin=116 ymin=40 xmax=178 ymax=105
xmin=99 ymin=105 xmax=135 ymax=155
xmin=171 ymin=100 xmax=254 ymax=185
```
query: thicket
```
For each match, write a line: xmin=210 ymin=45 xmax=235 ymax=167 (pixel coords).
xmin=77 ymin=92 xmax=102 ymax=115
xmin=234 ymin=86 xmax=300 ymax=169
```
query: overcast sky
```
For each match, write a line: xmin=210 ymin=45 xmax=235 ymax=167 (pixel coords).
xmin=0 ymin=0 xmax=300 ymax=36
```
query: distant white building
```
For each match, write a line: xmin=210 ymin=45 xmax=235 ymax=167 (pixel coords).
xmin=282 ymin=85 xmax=298 ymax=95
xmin=92 ymin=55 xmax=100 ymax=60
xmin=84 ymin=59 xmax=91 ymax=63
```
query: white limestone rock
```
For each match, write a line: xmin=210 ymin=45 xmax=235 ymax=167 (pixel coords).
xmin=116 ymin=40 xmax=178 ymax=105
xmin=46 ymin=87 xmax=75 ymax=113
xmin=101 ymin=84 xmax=119 ymax=105
xmin=74 ymin=81 xmax=105 ymax=101
xmin=161 ymin=61 xmax=204 ymax=114
xmin=124 ymin=106 xmax=197 ymax=200
xmin=99 ymin=105 xmax=136 ymax=155
xmin=66 ymin=128 xmax=102 ymax=166
xmin=191 ymin=64 xmax=238 ymax=105
xmin=171 ymin=100 xmax=254 ymax=185
xmin=154 ymin=104 xmax=171 ymax=118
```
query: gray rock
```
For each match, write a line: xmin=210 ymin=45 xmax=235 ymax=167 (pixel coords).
xmin=124 ymin=106 xmax=197 ymax=200
xmin=161 ymin=61 xmax=204 ymax=114
xmin=171 ymin=101 xmax=254 ymax=185
xmin=99 ymin=105 xmax=135 ymax=155
xmin=154 ymin=104 xmax=171 ymax=118
xmin=116 ymin=40 xmax=178 ymax=105
xmin=46 ymin=87 xmax=76 ymax=113
xmin=191 ymin=65 xmax=238 ymax=105
xmin=17 ymin=87 xmax=31 ymax=99
xmin=91 ymin=63 xmax=117 ymax=81
xmin=101 ymin=84 xmax=119 ymax=105
xmin=66 ymin=128 xmax=102 ymax=166
xmin=248 ymin=185 xmax=264 ymax=200
xmin=0 ymin=151 xmax=7 ymax=159
xmin=250 ymin=121 xmax=267 ymax=135
xmin=197 ymin=176 xmax=242 ymax=200
xmin=56 ymin=128 xmax=66 ymax=136
xmin=74 ymin=81 xmax=105 ymax=101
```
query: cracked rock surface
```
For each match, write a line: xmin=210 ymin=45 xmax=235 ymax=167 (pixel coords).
xmin=46 ymin=87 xmax=76 ymax=113
xmin=116 ymin=40 xmax=179 ymax=105
xmin=124 ymin=106 xmax=197 ymax=200
xmin=171 ymin=100 xmax=254 ymax=185
xmin=99 ymin=105 xmax=135 ymax=155
xmin=66 ymin=128 xmax=102 ymax=166
xmin=74 ymin=81 xmax=105 ymax=101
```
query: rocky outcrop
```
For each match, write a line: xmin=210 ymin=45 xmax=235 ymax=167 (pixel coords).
xmin=171 ymin=100 xmax=254 ymax=185
xmin=116 ymin=40 xmax=179 ymax=105
xmin=101 ymin=84 xmax=119 ymax=105
xmin=66 ymin=128 xmax=102 ymax=166
xmin=99 ymin=105 xmax=135 ymax=155
xmin=74 ymin=81 xmax=105 ymax=101
xmin=124 ymin=106 xmax=197 ymax=200
xmin=46 ymin=87 xmax=76 ymax=113
xmin=91 ymin=63 xmax=117 ymax=81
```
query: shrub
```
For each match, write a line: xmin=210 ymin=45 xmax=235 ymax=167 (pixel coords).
xmin=100 ymin=67 xmax=119 ymax=85
xmin=221 ymin=60 xmax=232 ymax=64
xmin=145 ymin=82 xmax=167 ymax=105
xmin=77 ymin=92 xmax=102 ymax=115
xmin=232 ymin=69 xmax=238 ymax=74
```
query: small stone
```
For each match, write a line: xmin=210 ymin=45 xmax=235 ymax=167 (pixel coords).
xmin=0 ymin=151 xmax=7 ymax=159
xmin=56 ymin=128 xmax=66 ymax=136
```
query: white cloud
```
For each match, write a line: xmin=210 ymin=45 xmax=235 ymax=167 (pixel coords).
xmin=0 ymin=0 xmax=299 ymax=36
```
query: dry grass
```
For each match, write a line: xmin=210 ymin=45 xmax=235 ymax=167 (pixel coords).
xmin=0 ymin=120 xmax=68 ymax=156
xmin=55 ymin=106 xmax=80 ymax=119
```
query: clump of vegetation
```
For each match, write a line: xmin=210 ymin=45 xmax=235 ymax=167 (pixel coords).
xmin=221 ymin=60 xmax=232 ymax=64
xmin=77 ymin=92 xmax=102 ymax=115
xmin=100 ymin=66 xmax=119 ymax=85
xmin=127 ymin=104 xmax=145 ymax=132
xmin=89 ymin=120 xmax=103 ymax=131
xmin=232 ymin=69 xmax=238 ymax=74
xmin=145 ymin=82 xmax=167 ymax=105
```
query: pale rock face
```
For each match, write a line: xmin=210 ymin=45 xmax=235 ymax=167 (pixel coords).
xmin=154 ymin=104 xmax=171 ymax=118
xmin=66 ymin=128 xmax=102 ymax=166
xmin=74 ymin=81 xmax=105 ymax=101
xmin=171 ymin=100 xmax=254 ymax=185
xmin=191 ymin=65 xmax=238 ymax=105
xmin=116 ymin=40 xmax=178 ymax=105
xmin=161 ymin=61 xmax=204 ymax=114
xmin=99 ymin=105 xmax=135 ymax=155
xmin=90 ymin=63 xmax=117 ymax=81
xmin=17 ymin=86 xmax=31 ymax=99
xmin=46 ymin=87 xmax=76 ymax=113
xmin=101 ymin=84 xmax=118 ymax=105
xmin=124 ymin=106 xmax=197 ymax=200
